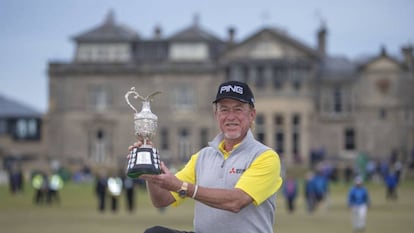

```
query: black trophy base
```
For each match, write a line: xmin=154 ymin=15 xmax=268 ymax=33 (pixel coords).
xmin=127 ymin=165 xmax=160 ymax=179
xmin=126 ymin=147 xmax=161 ymax=179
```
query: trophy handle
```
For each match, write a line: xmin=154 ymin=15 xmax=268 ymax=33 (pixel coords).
xmin=125 ymin=87 xmax=162 ymax=113
xmin=125 ymin=87 xmax=142 ymax=113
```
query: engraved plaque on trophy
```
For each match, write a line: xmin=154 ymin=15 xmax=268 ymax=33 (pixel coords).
xmin=125 ymin=87 xmax=162 ymax=179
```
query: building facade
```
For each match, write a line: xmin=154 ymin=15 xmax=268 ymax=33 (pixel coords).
xmin=0 ymin=94 xmax=45 ymax=174
xmin=47 ymin=12 xmax=414 ymax=171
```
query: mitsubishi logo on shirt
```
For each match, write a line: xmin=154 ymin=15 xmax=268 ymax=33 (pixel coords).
xmin=229 ymin=167 xmax=245 ymax=174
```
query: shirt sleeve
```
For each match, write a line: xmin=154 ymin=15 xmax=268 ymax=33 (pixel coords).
xmin=235 ymin=149 xmax=283 ymax=205
xmin=170 ymin=152 xmax=199 ymax=206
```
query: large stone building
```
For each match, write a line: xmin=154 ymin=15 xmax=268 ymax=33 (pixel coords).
xmin=47 ymin=12 xmax=414 ymax=171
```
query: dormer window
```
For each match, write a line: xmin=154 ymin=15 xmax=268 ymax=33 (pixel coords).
xmin=72 ymin=11 xmax=137 ymax=63
xmin=76 ymin=43 xmax=131 ymax=63
xmin=169 ymin=42 xmax=208 ymax=61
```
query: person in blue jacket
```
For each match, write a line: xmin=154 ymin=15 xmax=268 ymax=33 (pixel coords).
xmin=312 ymin=169 xmax=329 ymax=210
xmin=348 ymin=176 xmax=370 ymax=232
xmin=282 ymin=176 xmax=298 ymax=213
xmin=384 ymin=170 xmax=398 ymax=200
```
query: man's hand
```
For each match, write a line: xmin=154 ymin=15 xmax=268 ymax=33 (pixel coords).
xmin=140 ymin=162 xmax=182 ymax=192
xmin=126 ymin=138 xmax=154 ymax=159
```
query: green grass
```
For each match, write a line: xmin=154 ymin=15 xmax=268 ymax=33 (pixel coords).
xmin=1 ymin=180 xmax=414 ymax=233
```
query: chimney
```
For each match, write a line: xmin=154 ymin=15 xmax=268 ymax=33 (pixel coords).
xmin=317 ymin=25 xmax=327 ymax=56
xmin=228 ymin=27 xmax=236 ymax=44
xmin=401 ymin=45 xmax=413 ymax=68
xmin=380 ymin=45 xmax=387 ymax=56
xmin=193 ymin=13 xmax=200 ymax=27
xmin=104 ymin=9 xmax=115 ymax=25
xmin=153 ymin=25 xmax=162 ymax=40
xmin=317 ymin=23 xmax=327 ymax=56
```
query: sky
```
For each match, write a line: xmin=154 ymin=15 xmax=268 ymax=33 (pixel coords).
xmin=0 ymin=0 xmax=413 ymax=113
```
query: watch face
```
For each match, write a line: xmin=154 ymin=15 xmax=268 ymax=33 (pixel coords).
xmin=178 ymin=190 xmax=186 ymax=198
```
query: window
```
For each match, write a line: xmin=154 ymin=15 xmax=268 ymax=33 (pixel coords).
xmin=292 ymin=114 xmax=300 ymax=127
xmin=292 ymin=132 xmax=299 ymax=154
xmin=169 ymin=42 xmax=208 ymax=61
xmin=344 ymin=128 xmax=356 ymax=150
xmin=178 ymin=128 xmax=191 ymax=161
xmin=272 ymin=65 xmax=287 ymax=90
xmin=274 ymin=114 xmax=284 ymax=125
xmin=275 ymin=132 xmax=284 ymax=155
xmin=321 ymin=87 xmax=353 ymax=117
xmin=225 ymin=67 xmax=231 ymax=80
xmin=289 ymin=68 xmax=302 ymax=91
xmin=14 ymin=118 xmax=40 ymax=140
xmin=0 ymin=119 xmax=6 ymax=134
xmin=76 ymin=43 xmax=131 ymax=62
xmin=16 ymin=119 xmax=28 ymax=139
xmin=88 ymin=85 xmax=111 ymax=111
xmin=291 ymin=114 xmax=301 ymax=155
xmin=160 ymin=128 xmax=169 ymax=150
xmin=88 ymin=128 xmax=112 ymax=164
xmin=255 ymin=66 xmax=265 ymax=88
xmin=334 ymin=87 xmax=343 ymax=113
xmin=200 ymin=128 xmax=208 ymax=148
xmin=95 ymin=129 xmax=106 ymax=163
xmin=274 ymin=114 xmax=284 ymax=155
xmin=292 ymin=79 xmax=301 ymax=91
xmin=255 ymin=114 xmax=266 ymax=143
xmin=172 ymin=85 xmax=195 ymax=111
xmin=256 ymin=114 xmax=265 ymax=125
xmin=379 ymin=108 xmax=387 ymax=119
xmin=242 ymin=66 xmax=249 ymax=83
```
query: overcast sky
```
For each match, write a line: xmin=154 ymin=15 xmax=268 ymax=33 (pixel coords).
xmin=1 ymin=0 xmax=413 ymax=113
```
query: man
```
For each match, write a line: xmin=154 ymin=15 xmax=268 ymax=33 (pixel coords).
xmin=47 ymin=173 xmax=64 ymax=205
xmin=283 ymin=175 xmax=298 ymax=213
xmin=348 ymin=176 xmax=370 ymax=232
xmin=134 ymin=80 xmax=283 ymax=233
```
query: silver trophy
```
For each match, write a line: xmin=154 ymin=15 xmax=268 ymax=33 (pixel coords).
xmin=125 ymin=87 xmax=162 ymax=178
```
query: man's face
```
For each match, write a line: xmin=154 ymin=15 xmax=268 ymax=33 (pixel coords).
xmin=215 ymin=98 xmax=256 ymax=142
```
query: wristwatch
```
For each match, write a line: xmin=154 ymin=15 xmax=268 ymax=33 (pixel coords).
xmin=178 ymin=182 xmax=188 ymax=198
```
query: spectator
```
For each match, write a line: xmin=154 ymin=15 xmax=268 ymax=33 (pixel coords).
xmin=282 ymin=176 xmax=298 ymax=213
xmin=47 ymin=173 xmax=64 ymax=205
xmin=384 ymin=170 xmax=399 ymax=201
xmin=304 ymin=171 xmax=316 ymax=213
xmin=348 ymin=176 xmax=370 ymax=232
xmin=32 ymin=172 xmax=48 ymax=205
xmin=107 ymin=175 xmax=123 ymax=213
xmin=95 ymin=173 xmax=107 ymax=212
xmin=344 ymin=164 xmax=354 ymax=184
xmin=312 ymin=169 xmax=329 ymax=210
xmin=123 ymin=176 xmax=135 ymax=212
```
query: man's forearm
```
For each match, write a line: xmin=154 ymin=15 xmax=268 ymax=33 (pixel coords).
xmin=192 ymin=185 xmax=253 ymax=213
xmin=146 ymin=181 xmax=175 ymax=208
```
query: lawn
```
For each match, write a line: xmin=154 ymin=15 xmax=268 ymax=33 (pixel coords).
xmin=1 ymin=179 xmax=413 ymax=233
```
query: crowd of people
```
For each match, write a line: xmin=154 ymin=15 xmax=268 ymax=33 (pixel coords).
xmin=282 ymin=156 xmax=403 ymax=211
xmin=31 ymin=171 xmax=64 ymax=205
xmin=95 ymin=173 xmax=140 ymax=213
xmin=280 ymin=156 xmax=403 ymax=232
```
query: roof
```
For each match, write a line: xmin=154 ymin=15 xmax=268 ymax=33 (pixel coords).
xmin=0 ymin=94 xmax=41 ymax=118
xmin=357 ymin=46 xmax=403 ymax=70
xmin=320 ymin=56 xmax=356 ymax=80
xmin=73 ymin=11 xmax=139 ymax=42
xmin=223 ymin=27 xmax=320 ymax=59
xmin=169 ymin=15 xmax=221 ymax=42
xmin=265 ymin=27 xmax=320 ymax=58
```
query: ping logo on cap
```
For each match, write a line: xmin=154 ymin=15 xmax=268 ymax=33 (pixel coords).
xmin=220 ymin=85 xmax=244 ymax=95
